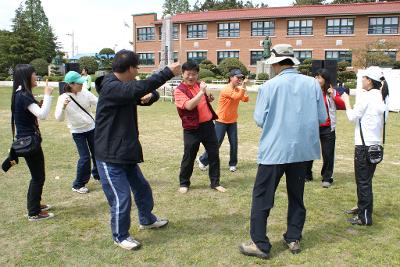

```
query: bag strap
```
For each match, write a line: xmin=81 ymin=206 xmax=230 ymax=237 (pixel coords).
xmin=383 ymin=112 xmax=386 ymax=145
xmin=358 ymin=119 xmax=366 ymax=146
xmin=68 ymin=95 xmax=94 ymax=121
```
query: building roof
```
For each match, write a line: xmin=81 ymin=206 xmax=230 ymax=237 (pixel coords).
xmin=154 ymin=1 xmax=400 ymax=24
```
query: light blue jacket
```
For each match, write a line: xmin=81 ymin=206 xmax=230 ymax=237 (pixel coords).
xmin=254 ymin=68 xmax=327 ymax=165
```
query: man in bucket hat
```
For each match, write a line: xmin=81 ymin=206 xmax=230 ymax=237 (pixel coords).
xmin=239 ymin=44 xmax=327 ymax=259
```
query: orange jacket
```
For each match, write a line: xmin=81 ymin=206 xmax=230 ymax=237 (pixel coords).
xmin=216 ymin=84 xmax=249 ymax=124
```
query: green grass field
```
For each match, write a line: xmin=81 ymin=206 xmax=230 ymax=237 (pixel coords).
xmin=0 ymin=87 xmax=399 ymax=266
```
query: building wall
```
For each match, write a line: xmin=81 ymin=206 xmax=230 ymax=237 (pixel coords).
xmin=133 ymin=12 xmax=400 ymax=73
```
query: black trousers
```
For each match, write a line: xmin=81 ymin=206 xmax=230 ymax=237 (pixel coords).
xmin=306 ymin=126 xmax=336 ymax=183
xmin=354 ymin=146 xmax=377 ymax=225
xmin=250 ymin=162 xmax=307 ymax=254
xmin=179 ymin=120 xmax=220 ymax=188
xmin=24 ymin=146 xmax=46 ymax=216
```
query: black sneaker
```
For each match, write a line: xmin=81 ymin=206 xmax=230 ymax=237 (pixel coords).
xmin=28 ymin=211 xmax=54 ymax=222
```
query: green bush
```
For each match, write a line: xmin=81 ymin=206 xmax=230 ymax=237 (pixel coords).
xmin=78 ymin=56 xmax=99 ymax=74
xmin=199 ymin=69 xmax=215 ymax=79
xmin=257 ymin=73 xmax=269 ymax=80
xmin=199 ymin=59 xmax=219 ymax=75
xmin=30 ymin=58 xmax=49 ymax=76
xmin=393 ymin=61 xmax=400 ymax=69
xmin=138 ymin=73 xmax=150 ymax=80
xmin=44 ymin=75 xmax=64 ymax=82
xmin=217 ymin=58 xmax=248 ymax=77
xmin=297 ymin=59 xmax=312 ymax=76
xmin=337 ymin=61 xmax=351 ymax=72
xmin=345 ymin=80 xmax=356 ymax=89
xmin=337 ymin=71 xmax=356 ymax=82
xmin=248 ymin=72 xmax=256 ymax=79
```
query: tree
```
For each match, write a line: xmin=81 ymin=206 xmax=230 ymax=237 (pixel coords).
xmin=330 ymin=0 xmax=398 ymax=4
xmin=297 ymin=58 xmax=312 ymax=76
xmin=217 ymin=58 xmax=248 ymax=77
xmin=30 ymin=58 xmax=48 ymax=76
xmin=353 ymin=40 xmax=400 ymax=68
xmin=99 ymin=48 xmax=115 ymax=58
xmin=199 ymin=59 xmax=219 ymax=75
xmin=192 ymin=0 xmax=263 ymax=11
xmin=78 ymin=56 xmax=99 ymax=74
xmin=163 ymin=0 xmax=190 ymax=16
xmin=98 ymin=48 xmax=115 ymax=70
xmin=293 ymin=0 xmax=324 ymax=5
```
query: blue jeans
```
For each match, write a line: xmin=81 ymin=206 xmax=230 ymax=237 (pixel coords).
xmin=96 ymin=161 xmax=157 ymax=242
xmin=72 ymin=129 xmax=99 ymax=189
xmin=199 ymin=121 xmax=238 ymax=167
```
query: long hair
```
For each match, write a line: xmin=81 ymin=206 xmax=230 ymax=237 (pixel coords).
xmin=11 ymin=64 xmax=37 ymax=113
xmin=380 ymin=78 xmax=389 ymax=102
xmin=315 ymin=68 xmax=332 ymax=93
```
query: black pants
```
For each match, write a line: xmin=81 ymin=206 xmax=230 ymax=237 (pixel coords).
xmin=250 ymin=162 xmax=307 ymax=254
xmin=179 ymin=120 xmax=220 ymax=188
xmin=354 ymin=146 xmax=377 ymax=225
xmin=306 ymin=126 xmax=336 ymax=183
xmin=24 ymin=146 xmax=46 ymax=216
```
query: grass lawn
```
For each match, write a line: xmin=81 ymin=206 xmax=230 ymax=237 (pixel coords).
xmin=0 ymin=86 xmax=399 ymax=266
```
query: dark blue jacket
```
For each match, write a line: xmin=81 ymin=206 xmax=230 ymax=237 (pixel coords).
xmin=94 ymin=67 xmax=174 ymax=164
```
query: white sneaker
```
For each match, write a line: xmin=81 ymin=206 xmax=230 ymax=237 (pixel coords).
xmin=139 ymin=218 xmax=169 ymax=230
xmin=229 ymin=166 xmax=237 ymax=172
xmin=114 ymin=236 xmax=141 ymax=250
xmin=214 ymin=186 xmax=226 ymax=193
xmin=72 ymin=187 xmax=89 ymax=194
xmin=178 ymin=187 xmax=188 ymax=194
xmin=196 ymin=158 xmax=208 ymax=171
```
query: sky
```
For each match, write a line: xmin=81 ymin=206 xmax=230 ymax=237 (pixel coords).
xmin=0 ymin=0 xmax=294 ymax=57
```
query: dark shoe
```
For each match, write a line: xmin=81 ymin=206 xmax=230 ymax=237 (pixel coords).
xmin=239 ymin=241 xmax=270 ymax=259
xmin=28 ymin=211 xmax=54 ymax=222
xmin=283 ymin=239 xmax=301 ymax=254
xmin=305 ymin=174 xmax=313 ymax=182
xmin=347 ymin=216 xmax=371 ymax=226
xmin=344 ymin=206 xmax=359 ymax=215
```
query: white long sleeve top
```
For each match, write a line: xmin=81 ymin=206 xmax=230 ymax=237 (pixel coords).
xmin=55 ymin=90 xmax=98 ymax=133
xmin=345 ymin=89 xmax=387 ymax=146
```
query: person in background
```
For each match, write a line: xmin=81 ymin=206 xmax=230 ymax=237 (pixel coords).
xmin=341 ymin=67 xmax=387 ymax=226
xmin=239 ymin=44 xmax=327 ymax=259
xmin=4 ymin=64 xmax=54 ymax=221
xmin=55 ymin=71 xmax=100 ymax=194
xmin=198 ymin=68 xmax=249 ymax=172
xmin=305 ymin=68 xmax=346 ymax=188
xmin=81 ymin=67 xmax=92 ymax=91
xmin=95 ymin=49 xmax=181 ymax=251
xmin=336 ymin=81 xmax=348 ymax=95
xmin=174 ymin=61 xmax=226 ymax=194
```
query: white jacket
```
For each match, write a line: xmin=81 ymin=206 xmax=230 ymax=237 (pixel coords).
xmin=55 ymin=90 xmax=98 ymax=133
xmin=346 ymin=89 xmax=386 ymax=146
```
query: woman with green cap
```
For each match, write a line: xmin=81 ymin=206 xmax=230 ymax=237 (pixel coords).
xmin=55 ymin=71 xmax=99 ymax=194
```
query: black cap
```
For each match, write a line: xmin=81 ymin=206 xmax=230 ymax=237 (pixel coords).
xmin=229 ymin=69 xmax=244 ymax=77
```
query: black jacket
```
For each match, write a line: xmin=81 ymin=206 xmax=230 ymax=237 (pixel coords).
xmin=94 ymin=67 xmax=174 ymax=164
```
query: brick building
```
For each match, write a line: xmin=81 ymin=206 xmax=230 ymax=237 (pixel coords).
xmin=132 ymin=1 xmax=400 ymax=73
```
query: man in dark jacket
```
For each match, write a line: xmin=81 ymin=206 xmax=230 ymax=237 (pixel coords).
xmin=94 ymin=49 xmax=181 ymax=251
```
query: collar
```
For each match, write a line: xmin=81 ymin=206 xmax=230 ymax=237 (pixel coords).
xmin=277 ymin=67 xmax=298 ymax=76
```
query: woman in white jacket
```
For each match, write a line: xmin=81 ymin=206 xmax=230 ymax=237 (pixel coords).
xmin=341 ymin=67 xmax=387 ymax=226
xmin=55 ymin=71 xmax=99 ymax=194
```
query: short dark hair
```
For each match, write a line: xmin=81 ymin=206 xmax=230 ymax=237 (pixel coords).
xmin=112 ymin=49 xmax=139 ymax=73
xmin=277 ymin=59 xmax=295 ymax=66
xmin=182 ymin=61 xmax=199 ymax=73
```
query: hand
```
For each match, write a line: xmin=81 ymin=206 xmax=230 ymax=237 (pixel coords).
xmin=63 ymin=97 xmax=71 ymax=109
xmin=140 ymin=92 xmax=153 ymax=104
xmin=168 ymin=62 xmax=181 ymax=77
xmin=199 ymin=81 xmax=207 ymax=94
xmin=44 ymin=79 xmax=53 ymax=95
xmin=341 ymin=93 xmax=350 ymax=105
xmin=327 ymin=87 xmax=334 ymax=96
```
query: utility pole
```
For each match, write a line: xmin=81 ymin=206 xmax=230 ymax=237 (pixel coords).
xmin=66 ymin=31 xmax=75 ymax=58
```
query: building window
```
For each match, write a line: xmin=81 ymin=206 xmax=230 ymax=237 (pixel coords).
xmin=139 ymin=53 xmax=155 ymax=65
xmin=288 ymin=19 xmax=313 ymax=36
xmin=369 ymin=17 xmax=399 ymax=34
xmin=187 ymin=24 xmax=207 ymax=39
xmin=294 ymin=51 xmax=312 ymax=63
xmin=173 ymin=24 xmax=179 ymax=39
xmin=217 ymin=51 xmax=239 ymax=64
xmin=326 ymin=18 xmax=354 ymax=35
xmin=325 ymin=50 xmax=352 ymax=63
xmin=218 ymin=22 xmax=240 ymax=38
xmin=159 ymin=52 xmax=179 ymax=63
xmin=137 ymin=27 xmax=155 ymax=41
xmin=187 ymin=51 xmax=207 ymax=64
xmin=158 ymin=26 xmax=162 ymax=41
xmin=251 ymin=21 xmax=275 ymax=36
xmin=250 ymin=51 xmax=263 ymax=65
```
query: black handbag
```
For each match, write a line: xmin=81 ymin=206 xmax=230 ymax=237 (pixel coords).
xmin=359 ymin=113 xmax=385 ymax=164
xmin=12 ymin=135 xmax=40 ymax=157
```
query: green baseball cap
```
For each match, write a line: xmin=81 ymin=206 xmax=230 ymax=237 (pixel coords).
xmin=64 ymin=71 xmax=86 ymax=84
